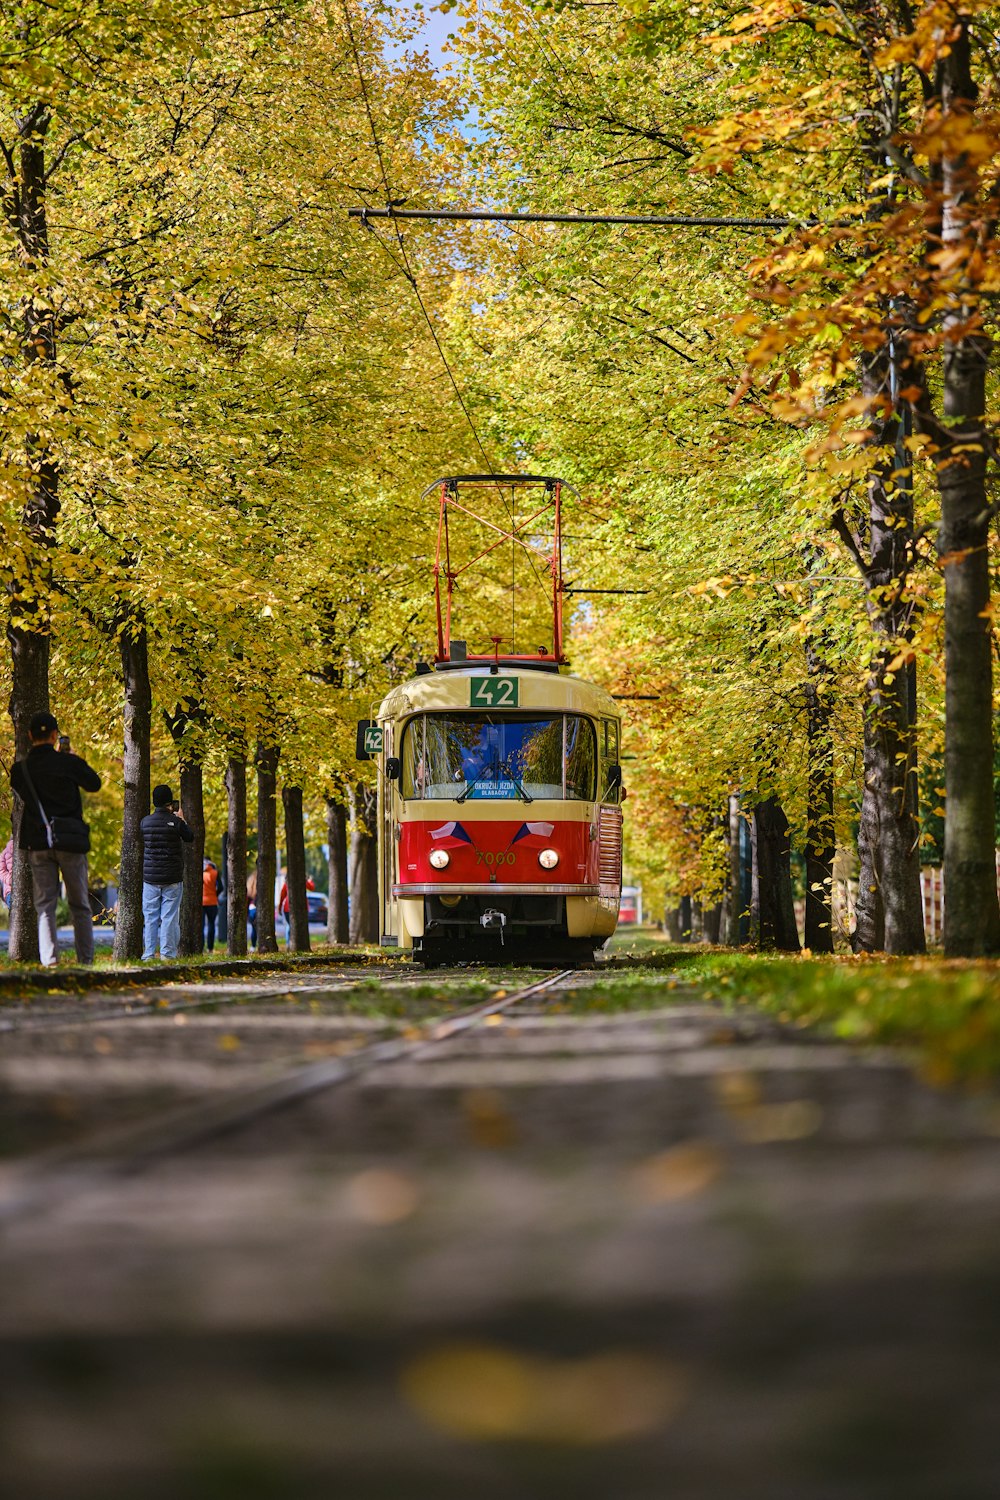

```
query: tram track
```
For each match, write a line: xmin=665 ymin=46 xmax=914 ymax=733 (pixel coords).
xmin=0 ymin=967 xmax=580 ymax=1224
xmin=0 ymin=955 xmax=606 ymax=1035
xmin=0 ymin=963 xmax=422 ymax=1035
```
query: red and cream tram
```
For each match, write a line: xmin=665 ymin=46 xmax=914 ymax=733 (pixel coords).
xmin=357 ymin=474 xmax=625 ymax=965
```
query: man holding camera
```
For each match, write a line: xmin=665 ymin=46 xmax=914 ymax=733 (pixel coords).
xmin=140 ymin=784 xmax=194 ymax=961
xmin=10 ymin=711 xmax=102 ymax=968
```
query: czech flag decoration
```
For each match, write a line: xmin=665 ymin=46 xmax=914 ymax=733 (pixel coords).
xmin=511 ymin=821 xmax=556 ymax=847
xmin=429 ymin=821 xmax=475 ymax=849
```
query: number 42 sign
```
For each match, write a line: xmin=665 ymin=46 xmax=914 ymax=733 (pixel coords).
xmin=355 ymin=721 xmax=384 ymax=761
xmin=470 ymin=676 xmax=519 ymax=708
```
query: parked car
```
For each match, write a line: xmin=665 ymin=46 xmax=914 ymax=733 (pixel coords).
xmin=307 ymin=890 xmax=329 ymax=925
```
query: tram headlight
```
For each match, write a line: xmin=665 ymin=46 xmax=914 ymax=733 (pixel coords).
xmin=538 ymin=848 xmax=559 ymax=870
xmin=429 ymin=848 xmax=451 ymax=870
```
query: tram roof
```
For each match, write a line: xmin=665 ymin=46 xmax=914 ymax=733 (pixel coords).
xmin=377 ymin=665 xmax=619 ymax=721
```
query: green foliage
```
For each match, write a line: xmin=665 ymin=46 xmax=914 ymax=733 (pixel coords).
xmin=433 ymin=0 xmax=996 ymax=911
xmin=0 ymin=1 xmax=481 ymax=863
xmin=2 ymin=0 xmax=997 ymax=930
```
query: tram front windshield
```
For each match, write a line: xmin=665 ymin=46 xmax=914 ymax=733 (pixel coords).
xmin=402 ymin=714 xmax=596 ymax=801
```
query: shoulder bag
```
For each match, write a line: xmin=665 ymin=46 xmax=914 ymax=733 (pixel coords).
xmin=18 ymin=761 xmax=91 ymax=854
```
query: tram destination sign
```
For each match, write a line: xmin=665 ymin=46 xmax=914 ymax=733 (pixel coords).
xmin=470 ymin=676 xmax=519 ymax=708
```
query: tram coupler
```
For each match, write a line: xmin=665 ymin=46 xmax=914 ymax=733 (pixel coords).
xmin=480 ymin=909 xmax=507 ymax=944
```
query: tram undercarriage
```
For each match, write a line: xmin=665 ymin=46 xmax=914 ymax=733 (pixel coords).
xmin=415 ymin=892 xmax=597 ymax=966
xmin=418 ymin=898 xmax=597 ymax=966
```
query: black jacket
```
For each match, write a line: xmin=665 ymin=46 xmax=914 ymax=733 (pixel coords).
xmin=11 ymin=744 xmax=102 ymax=851
xmin=140 ymin=807 xmax=194 ymax=886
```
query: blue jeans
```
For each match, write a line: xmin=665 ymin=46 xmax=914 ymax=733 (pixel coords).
xmin=143 ymin=881 xmax=183 ymax=960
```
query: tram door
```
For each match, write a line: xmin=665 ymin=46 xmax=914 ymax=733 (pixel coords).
xmin=380 ymin=720 xmax=398 ymax=944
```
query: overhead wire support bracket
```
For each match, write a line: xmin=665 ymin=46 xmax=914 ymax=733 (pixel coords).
xmin=347 ymin=206 xmax=798 ymax=230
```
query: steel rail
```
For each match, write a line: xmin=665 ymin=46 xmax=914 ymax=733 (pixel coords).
xmin=0 ymin=968 xmax=579 ymax=1224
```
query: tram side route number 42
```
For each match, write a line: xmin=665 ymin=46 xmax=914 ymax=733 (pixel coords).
xmin=355 ymin=722 xmax=384 ymax=760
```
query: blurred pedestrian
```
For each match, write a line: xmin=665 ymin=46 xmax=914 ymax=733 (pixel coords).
xmin=247 ymin=868 xmax=258 ymax=949
xmin=278 ymin=871 xmax=315 ymax=943
xmin=0 ymin=836 xmax=13 ymax=908
xmin=10 ymin=711 xmax=101 ymax=968
xmin=202 ymin=857 xmax=221 ymax=950
xmin=140 ymin=785 xmax=194 ymax=961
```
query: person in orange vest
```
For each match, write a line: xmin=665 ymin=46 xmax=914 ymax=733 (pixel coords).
xmin=202 ymin=857 xmax=222 ymax=950
xmin=278 ymin=871 xmax=314 ymax=944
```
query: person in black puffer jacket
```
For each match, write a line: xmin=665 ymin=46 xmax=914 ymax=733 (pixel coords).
xmin=140 ymin=784 xmax=194 ymax=961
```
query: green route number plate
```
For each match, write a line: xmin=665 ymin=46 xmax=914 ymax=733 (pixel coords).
xmin=470 ymin=676 xmax=519 ymax=708
xmin=355 ymin=721 xmax=383 ymax=760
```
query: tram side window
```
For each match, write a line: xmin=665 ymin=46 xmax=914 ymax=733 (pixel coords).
xmin=601 ymin=719 xmax=621 ymax=804
xmin=401 ymin=718 xmax=426 ymax=799
xmin=565 ymin=717 xmax=597 ymax=801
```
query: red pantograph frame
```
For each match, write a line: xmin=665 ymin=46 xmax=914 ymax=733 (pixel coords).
xmin=424 ymin=474 xmax=568 ymax=666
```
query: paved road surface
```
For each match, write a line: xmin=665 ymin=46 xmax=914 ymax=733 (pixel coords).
xmin=1 ymin=962 xmax=998 ymax=1499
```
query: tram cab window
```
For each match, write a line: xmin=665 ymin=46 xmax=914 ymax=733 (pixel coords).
xmin=601 ymin=719 xmax=621 ymax=805
xmin=401 ymin=714 xmax=597 ymax=801
xmin=564 ymin=715 xmax=596 ymax=801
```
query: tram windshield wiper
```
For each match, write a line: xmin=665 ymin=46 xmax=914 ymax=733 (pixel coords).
xmin=500 ymin=757 xmax=533 ymax=804
xmin=455 ymin=757 xmax=532 ymax=804
xmin=455 ymin=760 xmax=499 ymax=804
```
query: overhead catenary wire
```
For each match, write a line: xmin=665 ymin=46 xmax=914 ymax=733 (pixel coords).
xmin=340 ymin=7 xmax=500 ymax=474
xmin=339 ymin=3 xmax=510 ymax=500
xmin=341 ymin=6 xmax=561 ymax=622
xmin=348 ymin=207 xmax=799 ymax=229
xmin=340 ymin=6 xmax=679 ymax=625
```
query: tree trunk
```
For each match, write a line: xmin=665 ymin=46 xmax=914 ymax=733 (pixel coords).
xmin=178 ymin=758 xmax=204 ymax=956
xmin=164 ymin=703 xmax=206 ymax=957
xmin=866 ymin=668 xmax=925 ymax=953
xmin=348 ymin=781 xmax=378 ymax=945
xmin=933 ymin=23 xmax=1000 ymax=955
xmin=725 ymin=794 xmax=748 ymax=947
xmin=225 ymin=754 xmax=248 ymax=957
xmin=5 ymin=110 xmax=58 ymax=966
xmin=663 ymin=904 xmax=683 ymax=942
xmin=6 ymin=627 xmax=50 ymax=961
xmin=836 ymin=348 xmax=925 ymax=953
xmin=853 ymin=772 xmax=886 ymax=953
xmin=702 ymin=903 xmax=722 ymax=944
xmin=326 ymin=796 xmax=349 ymax=945
xmin=113 ymin=626 xmax=151 ymax=962
xmin=282 ymin=783 xmax=310 ymax=953
xmin=804 ymin=650 xmax=835 ymax=954
xmin=255 ymin=744 xmax=280 ymax=954
xmin=750 ymin=796 xmax=800 ymax=952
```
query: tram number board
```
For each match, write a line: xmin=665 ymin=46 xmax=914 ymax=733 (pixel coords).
xmin=470 ymin=676 xmax=519 ymax=708
xmin=355 ymin=721 xmax=383 ymax=760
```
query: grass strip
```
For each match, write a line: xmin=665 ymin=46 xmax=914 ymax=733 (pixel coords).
xmin=572 ymin=948 xmax=1000 ymax=1086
